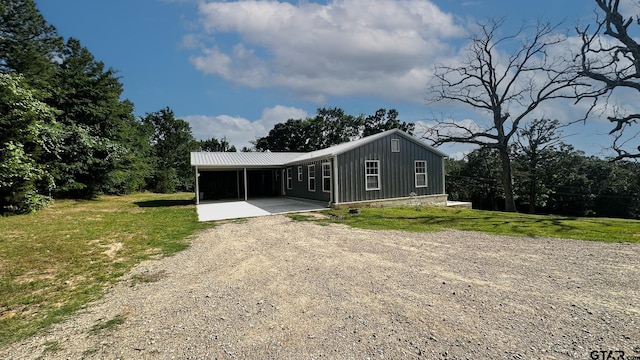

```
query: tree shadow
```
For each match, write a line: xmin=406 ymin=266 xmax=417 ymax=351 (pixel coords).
xmin=134 ymin=199 xmax=194 ymax=208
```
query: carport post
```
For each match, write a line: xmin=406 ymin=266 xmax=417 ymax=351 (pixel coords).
xmin=195 ymin=165 xmax=199 ymax=205
xmin=243 ymin=168 xmax=248 ymax=201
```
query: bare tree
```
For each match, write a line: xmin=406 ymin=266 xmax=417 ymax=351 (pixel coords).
xmin=424 ymin=18 xmax=584 ymax=212
xmin=577 ymin=0 xmax=640 ymax=161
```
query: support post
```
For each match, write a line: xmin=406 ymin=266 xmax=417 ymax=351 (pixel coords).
xmin=332 ymin=156 xmax=339 ymax=205
xmin=195 ymin=166 xmax=200 ymax=205
xmin=244 ymin=168 xmax=248 ymax=201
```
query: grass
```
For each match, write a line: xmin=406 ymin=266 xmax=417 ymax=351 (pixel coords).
xmin=320 ymin=206 xmax=640 ymax=243
xmin=0 ymin=192 xmax=213 ymax=345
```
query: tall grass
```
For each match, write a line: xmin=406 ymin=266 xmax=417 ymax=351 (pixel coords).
xmin=0 ymin=192 xmax=211 ymax=345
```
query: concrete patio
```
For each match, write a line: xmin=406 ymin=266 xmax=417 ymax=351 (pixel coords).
xmin=196 ymin=197 xmax=328 ymax=221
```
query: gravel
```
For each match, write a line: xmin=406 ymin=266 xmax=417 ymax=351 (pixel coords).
xmin=1 ymin=214 xmax=639 ymax=359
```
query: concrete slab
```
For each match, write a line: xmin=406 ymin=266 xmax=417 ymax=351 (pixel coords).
xmin=196 ymin=197 xmax=328 ymax=222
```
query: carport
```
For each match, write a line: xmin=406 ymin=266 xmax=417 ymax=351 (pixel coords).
xmin=191 ymin=152 xmax=304 ymax=204
xmin=196 ymin=197 xmax=328 ymax=221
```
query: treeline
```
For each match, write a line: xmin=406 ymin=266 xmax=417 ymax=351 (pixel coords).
xmin=446 ymin=120 xmax=640 ymax=219
xmin=253 ymin=108 xmax=413 ymax=152
xmin=0 ymin=1 xmax=230 ymax=213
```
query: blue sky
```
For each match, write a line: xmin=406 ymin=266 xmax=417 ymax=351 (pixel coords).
xmin=34 ymin=0 xmax=637 ymax=158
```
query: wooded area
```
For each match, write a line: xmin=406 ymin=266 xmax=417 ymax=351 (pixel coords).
xmin=1 ymin=0 xmax=639 ymax=219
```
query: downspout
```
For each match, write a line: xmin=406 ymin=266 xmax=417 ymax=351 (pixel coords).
xmin=195 ymin=165 xmax=200 ymax=205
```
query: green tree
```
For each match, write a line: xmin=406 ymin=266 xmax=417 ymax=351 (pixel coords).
xmin=0 ymin=0 xmax=62 ymax=86
xmin=512 ymin=119 xmax=567 ymax=213
xmin=143 ymin=108 xmax=198 ymax=193
xmin=199 ymin=136 xmax=237 ymax=152
xmin=254 ymin=108 xmax=413 ymax=152
xmin=446 ymin=148 xmax=504 ymax=210
xmin=0 ymin=73 xmax=60 ymax=213
xmin=363 ymin=108 xmax=414 ymax=137
xmin=47 ymin=38 xmax=137 ymax=198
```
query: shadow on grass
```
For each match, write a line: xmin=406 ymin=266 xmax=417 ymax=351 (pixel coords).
xmin=134 ymin=199 xmax=194 ymax=208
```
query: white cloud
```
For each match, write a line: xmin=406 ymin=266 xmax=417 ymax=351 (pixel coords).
xmin=187 ymin=0 xmax=464 ymax=103
xmin=183 ymin=105 xmax=309 ymax=149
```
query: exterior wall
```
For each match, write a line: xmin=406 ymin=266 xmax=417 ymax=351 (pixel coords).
xmin=336 ymin=133 xmax=444 ymax=203
xmin=283 ymin=159 xmax=332 ymax=203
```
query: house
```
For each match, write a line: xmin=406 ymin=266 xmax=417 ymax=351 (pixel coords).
xmin=190 ymin=129 xmax=448 ymax=208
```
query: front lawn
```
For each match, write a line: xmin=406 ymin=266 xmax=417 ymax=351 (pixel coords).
xmin=0 ymin=192 xmax=212 ymax=345
xmin=322 ymin=206 xmax=640 ymax=242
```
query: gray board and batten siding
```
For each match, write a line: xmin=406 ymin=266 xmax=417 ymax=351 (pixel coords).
xmin=335 ymin=132 xmax=445 ymax=203
xmin=190 ymin=129 xmax=447 ymax=206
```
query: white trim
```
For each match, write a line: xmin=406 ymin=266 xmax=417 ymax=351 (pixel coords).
xmin=391 ymin=138 xmax=400 ymax=152
xmin=322 ymin=162 xmax=331 ymax=193
xmin=297 ymin=165 xmax=303 ymax=181
xmin=365 ymin=160 xmax=380 ymax=191
xmin=286 ymin=167 xmax=292 ymax=190
xmin=308 ymin=164 xmax=316 ymax=192
xmin=415 ymin=160 xmax=427 ymax=188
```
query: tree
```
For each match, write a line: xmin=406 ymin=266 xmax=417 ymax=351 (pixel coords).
xmin=424 ymin=18 xmax=584 ymax=212
xmin=446 ymin=149 xmax=504 ymax=210
xmin=0 ymin=0 xmax=62 ymax=85
xmin=363 ymin=108 xmax=414 ymax=137
xmin=577 ymin=0 xmax=640 ymax=160
xmin=253 ymin=107 xmax=413 ymax=152
xmin=199 ymin=136 xmax=237 ymax=152
xmin=512 ymin=119 xmax=567 ymax=213
xmin=0 ymin=73 xmax=60 ymax=213
xmin=48 ymin=38 xmax=140 ymax=198
xmin=143 ymin=108 xmax=198 ymax=193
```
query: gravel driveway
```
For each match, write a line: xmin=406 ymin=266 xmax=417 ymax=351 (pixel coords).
xmin=2 ymin=215 xmax=639 ymax=359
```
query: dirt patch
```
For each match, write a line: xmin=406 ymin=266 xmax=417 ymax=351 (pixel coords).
xmin=1 ymin=215 xmax=639 ymax=359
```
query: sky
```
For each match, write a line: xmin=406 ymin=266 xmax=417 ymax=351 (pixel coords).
xmin=34 ymin=0 xmax=639 ymax=158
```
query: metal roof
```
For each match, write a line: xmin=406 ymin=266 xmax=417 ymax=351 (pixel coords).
xmin=191 ymin=129 xmax=447 ymax=168
xmin=290 ymin=129 xmax=448 ymax=162
xmin=191 ymin=151 xmax=304 ymax=169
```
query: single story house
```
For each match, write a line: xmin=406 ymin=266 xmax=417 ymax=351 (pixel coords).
xmin=190 ymin=129 xmax=448 ymax=208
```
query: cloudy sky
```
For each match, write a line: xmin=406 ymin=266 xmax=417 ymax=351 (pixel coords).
xmin=35 ymin=0 xmax=639 ymax=158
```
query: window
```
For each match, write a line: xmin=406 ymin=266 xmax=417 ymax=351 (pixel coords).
xmin=286 ymin=168 xmax=292 ymax=190
xmin=365 ymin=160 xmax=380 ymax=191
xmin=391 ymin=139 xmax=400 ymax=152
xmin=415 ymin=161 xmax=427 ymax=188
xmin=308 ymin=164 xmax=316 ymax=192
xmin=322 ymin=162 xmax=331 ymax=193
xmin=297 ymin=166 xmax=303 ymax=182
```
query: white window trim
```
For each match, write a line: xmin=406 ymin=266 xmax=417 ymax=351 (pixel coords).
xmin=365 ymin=160 xmax=380 ymax=191
xmin=415 ymin=160 xmax=427 ymax=188
xmin=322 ymin=162 xmax=331 ymax=193
xmin=297 ymin=166 xmax=303 ymax=182
xmin=391 ymin=139 xmax=400 ymax=153
xmin=286 ymin=167 xmax=292 ymax=190
xmin=308 ymin=164 xmax=316 ymax=192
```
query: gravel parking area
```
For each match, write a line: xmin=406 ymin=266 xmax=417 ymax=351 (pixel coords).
xmin=1 ymin=215 xmax=639 ymax=359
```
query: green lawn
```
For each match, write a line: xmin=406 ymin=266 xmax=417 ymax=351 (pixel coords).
xmin=321 ymin=206 xmax=640 ymax=243
xmin=0 ymin=192 xmax=212 ymax=345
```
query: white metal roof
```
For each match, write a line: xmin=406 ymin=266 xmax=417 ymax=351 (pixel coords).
xmin=191 ymin=129 xmax=447 ymax=168
xmin=191 ymin=151 xmax=304 ymax=169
